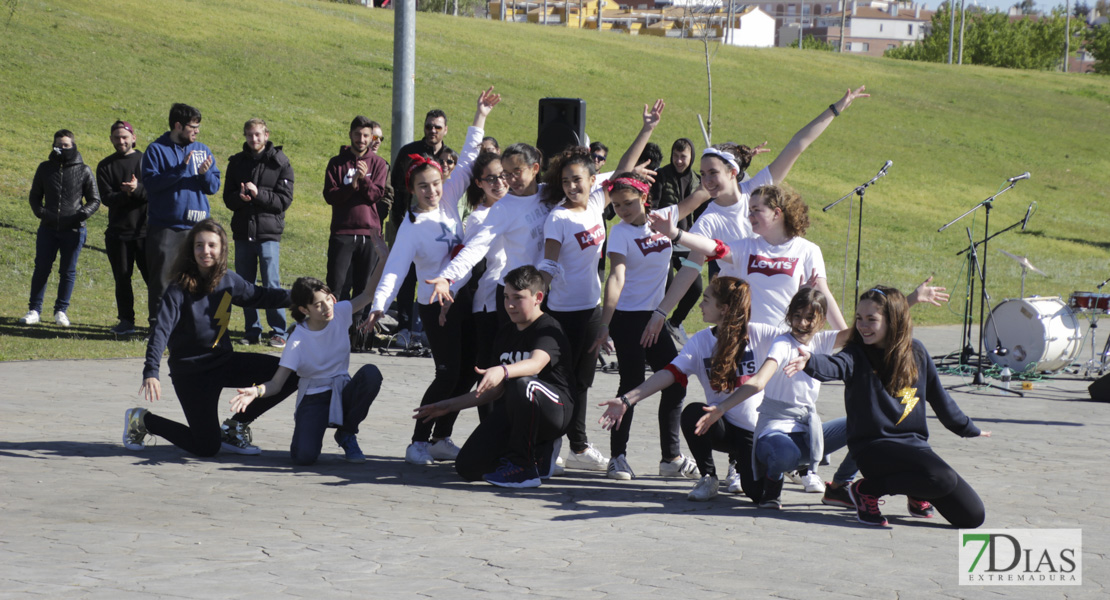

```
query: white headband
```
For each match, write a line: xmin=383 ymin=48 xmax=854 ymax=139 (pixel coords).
xmin=701 ymin=147 xmax=740 ymax=173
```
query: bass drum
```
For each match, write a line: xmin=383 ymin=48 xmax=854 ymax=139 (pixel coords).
xmin=984 ymin=297 xmax=1081 ymax=373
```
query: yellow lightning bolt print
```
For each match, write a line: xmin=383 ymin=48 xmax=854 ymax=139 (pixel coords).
xmin=895 ymin=387 xmax=920 ymax=426
xmin=212 ymin=291 xmax=232 ymax=348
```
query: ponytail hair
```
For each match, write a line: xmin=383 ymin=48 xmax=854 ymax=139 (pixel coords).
xmin=752 ymin=184 xmax=810 ymax=238
xmin=849 ymin=286 xmax=918 ymax=395
xmin=707 ymin=276 xmax=752 ymax=393
xmin=542 ymin=146 xmax=596 ymax=207
xmin=714 ymin=142 xmax=757 ymax=178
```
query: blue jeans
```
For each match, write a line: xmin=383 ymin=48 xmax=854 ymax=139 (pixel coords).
xmin=290 ymin=364 xmax=383 ymax=465
xmin=29 ymin=225 xmax=86 ymax=313
xmin=235 ymin=240 xmax=286 ymax=339
xmin=755 ymin=417 xmax=858 ymax=484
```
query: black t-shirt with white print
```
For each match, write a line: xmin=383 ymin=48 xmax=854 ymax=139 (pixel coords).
xmin=493 ymin=312 xmax=574 ymax=397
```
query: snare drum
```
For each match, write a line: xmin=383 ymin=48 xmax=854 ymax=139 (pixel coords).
xmin=1068 ymin=291 xmax=1110 ymax=314
xmin=984 ymin=297 xmax=1081 ymax=373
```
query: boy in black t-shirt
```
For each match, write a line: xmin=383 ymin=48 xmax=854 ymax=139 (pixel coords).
xmin=414 ymin=266 xmax=574 ymax=488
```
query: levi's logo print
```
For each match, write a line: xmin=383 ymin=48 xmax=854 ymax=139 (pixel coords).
xmin=574 ymin=224 xmax=605 ymax=250
xmin=635 ymin=233 xmax=671 ymax=256
xmin=701 ymin=348 xmax=757 ymax=389
xmin=748 ymin=255 xmax=799 ymax=277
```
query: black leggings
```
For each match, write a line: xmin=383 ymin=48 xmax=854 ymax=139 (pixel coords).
xmin=472 ymin=310 xmax=500 ymax=421
xmin=609 ymin=309 xmax=685 ymax=460
xmin=455 ymin=377 xmax=572 ymax=481
xmin=413 ymin=292 xmax=477 ymax=443
xmin=145 ymin=353 xmax=298 ymax=457
xmin=680 ymin=402 xmax=761 ymax=502
xmin=547 ymin=307 xmax=602 ymax=454
xmin=855 ymin=440 xmax=986 ymax=529
xmin=666 ymin=256 xmax=702 ymax=326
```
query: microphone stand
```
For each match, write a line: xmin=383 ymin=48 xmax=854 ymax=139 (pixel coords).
xmin=824 ymin=161 xmax=890 ymax=308
xmin=940 ymin=179 xmax=1024 ymax=396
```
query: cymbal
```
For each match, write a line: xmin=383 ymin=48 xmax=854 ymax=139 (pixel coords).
xmin=999 ymin=249 xmax=1046 ymax=276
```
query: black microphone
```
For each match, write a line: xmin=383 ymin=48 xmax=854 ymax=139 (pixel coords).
xmin=1007 ymin=172 xmax=1031 ymax=183
xmin=993 ymin=343 xmax=1009 ymax=357
xmin=1021 ymin=201 xmax=1035 ymax=231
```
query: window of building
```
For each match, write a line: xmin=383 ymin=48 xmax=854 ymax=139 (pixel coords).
xmin=787 ymin=5 xmax=796 ymax=16
xmin=908 ymin=24 xmax=913 ymax=35
xmin=879 ymin=23 xmax=883 ymax=32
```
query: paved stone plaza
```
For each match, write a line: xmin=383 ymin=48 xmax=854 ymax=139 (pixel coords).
xmin=1 ymin=325 xmax=1106 ymax=598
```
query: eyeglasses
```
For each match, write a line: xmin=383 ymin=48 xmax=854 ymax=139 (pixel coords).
xmin=480 ymin=173 xmax=508 ymax=184
xmin=592 ymin=154 xmax=606 ymax=162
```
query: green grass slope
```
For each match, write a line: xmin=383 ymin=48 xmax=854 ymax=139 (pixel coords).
xmin=1 ymin=0 xmax=1108 ymax=360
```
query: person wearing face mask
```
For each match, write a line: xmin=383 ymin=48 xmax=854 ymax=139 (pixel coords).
xmin=223 ymin=118 xmax=295 ymax=348
xmin=96 ymin=120 xmax=149 ymax=336
xmin=20 ymin=129 xmax=101 ymax=327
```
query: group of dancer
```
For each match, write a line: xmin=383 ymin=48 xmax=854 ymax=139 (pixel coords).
xmin=123 ymin=84 xmax=990 ymax=529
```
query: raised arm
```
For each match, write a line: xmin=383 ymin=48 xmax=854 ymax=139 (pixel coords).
xmin=767 ymin=86 xmax=869 ymax=184
xmin=614 ymin=99 xmax=665 ymax=176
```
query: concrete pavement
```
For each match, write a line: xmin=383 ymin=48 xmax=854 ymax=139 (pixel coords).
xmin=0 ymin=324 xmax=1107 ymax=598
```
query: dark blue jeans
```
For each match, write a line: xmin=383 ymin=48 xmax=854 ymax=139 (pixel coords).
xmin=29 ymin=224 xmax=86 ymax=313
xmin=290 ymin=364 xmax=383 ymax=465
xmin=235 ymin=240 xmax=287 ymax=339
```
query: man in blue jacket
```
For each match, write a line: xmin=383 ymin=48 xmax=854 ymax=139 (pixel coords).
xmin=142 ymin=103 xmax=221 ymax=328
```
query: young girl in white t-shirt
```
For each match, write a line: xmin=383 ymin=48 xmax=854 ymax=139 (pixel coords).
xmin=462 ymin=151 xmax=509 ymax=375
xmin=229 ymin=272 xmax=386 ymax=466
xmin=592 ymin=172 xmax=695 ymax=481
xmin=364 ymin=87 xmax=501 ymax=466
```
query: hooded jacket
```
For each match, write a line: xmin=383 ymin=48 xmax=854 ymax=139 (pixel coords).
xmin=141 ymin=131 xmax=221 ymax=230
xmin=222 ymin=141 xmax=294 ymax=243
xmin=29 ymin=145 xmax=101 ymax=231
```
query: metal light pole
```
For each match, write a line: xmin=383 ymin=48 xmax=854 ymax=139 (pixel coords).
xmin=391 ymin=0 xmax=416 ymax=165
xmin=947 ymin=0 xmax=956 ymax=64
xmin=957 ymin=0 xmax=966 ymax=65
xmin=1064 ymin=0 xmax=1072 ymax=72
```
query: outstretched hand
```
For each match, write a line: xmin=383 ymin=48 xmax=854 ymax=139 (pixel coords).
xmin=229 ymin=387 xmax=259 ymax=414
xmin=694 ymin=404 xmax=725 ymax=436
xmin=474 ymin=365 xmax=506 ymax=397
xmin=647 ymin=211 xmax=677 ymax=239
xmin=750 ymin=141 xmax=771 ymax=155
xmin=413 ymin=401 xmax=451 ymax=423
xmin=598 ymin=399 xmax=628 ymax=431
xmin=642 ymin=99 xmax=665 ymax=130
xmin=139 ymin=377 xmax=161 ymax=402
xmin=911 ymin=276 xmax=949 ymax=307
xmin=834 ymin=85 xmax=870 ymax=114
xmin=783 ymin=345 xmax=811 ymax=377
xmin=477 ymin=86 xmax=502 ymax=117
xmin=632 ymin=160 xmax=657 ymax=185
xmin=425 ymin=277 xmax=454 ymax=305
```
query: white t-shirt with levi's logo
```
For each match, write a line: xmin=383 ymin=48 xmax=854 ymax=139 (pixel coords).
xmin=544 ymin=191 xmax=606 ymax=311
xmin=720 ymin=235 xmax=826 ymax=327
xmin=606 ymin=205 xmax=679 ymax=312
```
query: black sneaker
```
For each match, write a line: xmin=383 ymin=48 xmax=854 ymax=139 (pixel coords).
xmin=483 ymin=458 xmax=541 ymax=488
xmin=848 ymin=480 xmax=888 ymax=526
xmin=758 ymin=477 xmax=784 ymax=509
xmin=907 ymin=496 xmax=935 ymax=518
xmin=822 ymin=482 xmax=854 ymax=508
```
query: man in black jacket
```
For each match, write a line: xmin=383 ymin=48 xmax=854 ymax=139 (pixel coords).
xmin=20 ymin=129 xmax=101 ymax=327
xmin=222 ymin=118 xmax=294 ymax=347
xmin=96 ymin=120 xmax=150 ymax=336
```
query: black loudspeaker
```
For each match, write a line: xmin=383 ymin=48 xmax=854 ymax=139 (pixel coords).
xmin=1089 ymin=373 xmax=1110 ymax=402
xmin=537 ymin=98 xmax=586 ymax=170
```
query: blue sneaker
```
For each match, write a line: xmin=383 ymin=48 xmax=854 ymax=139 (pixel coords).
xmin=483 ymin=458 xmax=541 ymax=488
xmin=335 ymin=431 xmax=365 ymax=463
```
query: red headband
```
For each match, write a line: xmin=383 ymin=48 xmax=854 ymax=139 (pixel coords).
xmin=405 ymin=154 xmax=443 ymax=187
xmin=605 ymin=177 xmax=651 ymax=196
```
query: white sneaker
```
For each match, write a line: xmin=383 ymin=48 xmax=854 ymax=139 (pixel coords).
xmin=607 ymin=454 xmax=635 ymax=480
xmin=18 ymin=310 xmax=40 ymax=325
xmin=785 ymin=469 xmax=804 ymax=486
xmin=801 ymin=472 xmax=826 ymax=493
xmin=688 ymin=474 xmax=720 ymax=501
xmin=428 ymin=437 xmax=461 ymax=461
xmin=54 ymin=311 xmax=70 ymax=327
xmin=659 ymin=455 xmax=699 ymax=479
xmin=564 ymin=442 xmax=608 ymax=471
xmin=405 ymin=441 xmax=434 ymax=465
xmin=725 ymin=464 xmax=744 ymax=494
